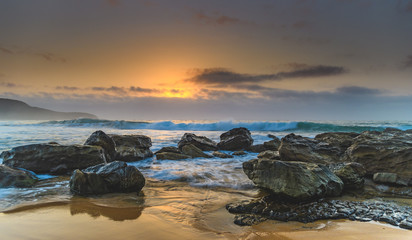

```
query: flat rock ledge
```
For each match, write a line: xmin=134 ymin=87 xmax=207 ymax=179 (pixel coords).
xmin=226 ymin=197 xmax=412 ymax=230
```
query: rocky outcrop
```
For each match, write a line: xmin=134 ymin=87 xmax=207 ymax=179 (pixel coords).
xmin=279 ymin=133 xmax=341 ymax=164
xmin=181 ymin=144 xmax=212 ymax=158
xmin=69 ymin=161 xmax=145 ymax=196
xmin=315 ymin=132 xmax=359 ymax=153
xmin=84 ymin=131 xmax=116 ymax=162
xmin=1 ymin=143 xmax=105 ymax=174
xmin=330 ymin=162 xmax=366 ymax=190
xmin=155 ymin=146 xmax=181 ymax=154
xmin=257 ymin=150 xmax=280 ymax=160
xmin=212 ymin=151 xmax=233 ymax=158
xmin=218 ymin=128 xmax=253 ymax=151
xmin=248 ymin=139 xmax=280 ymax=153
xmin=177 ymin=133 xmax=217 ymax=151
xmin=343 ymin=130 xmax=412 ymax=185
xmin=243 ymin=159 xmax=343 ymax=201
xmin=372 ymin=172 xmax=408 ymax=186
xmin=227 ymin=197 xmax=412 ymax=229
xmin=0 ymin=165 xmax=38 ymax=188
xmin=109 ymin=134 xmax=153 ymax=162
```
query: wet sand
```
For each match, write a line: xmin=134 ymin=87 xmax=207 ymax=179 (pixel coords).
xmin=0 ymin=180 xmax=410 ymax=240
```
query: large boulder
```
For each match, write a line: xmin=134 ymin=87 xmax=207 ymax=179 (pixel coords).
xmin=257 ymin=150 xmax=280 ymax=160
xmin=69 ymin=161 xmax=145 ymax=196
xmin=218 ymin=127 xmax=253 ymax=151
xmin=181 ymin=144 xmax=212 ymax=158
xmin=278 ymin=133 xmax=341 ymax=164
xmin=330 ymin=162 xmax=366 ymax=190
xmin=0 ymin=164 xmax=38 ymax=188
xmin=315 ymin=132 xmax=359 ymax=153
xmin=342 ymin=130 xmax=412 ymax=185
xmin=1 ymin=143 xmax=105 ymax=174
xmin=109 ymin=134 xmax=153 ymax=162
xmin=84 ymin=130 xmax=116 ymax=162
xmin=243 ymin=159 xmax=343 ymax=201
xmin=178 ymin=133 xmax=217 ymax=151
xmin=155 ymin=146 xmax=182 ymax=154
xmin=248 ymin=139 xmax=280 ymax=153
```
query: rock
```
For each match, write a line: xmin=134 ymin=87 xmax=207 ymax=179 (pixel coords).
xmin=279 ymin=133 xmax=341 ymax=164
xmin=257 ymin=150 xmax=280 ymax=160
xmin=0 ymin=165 xmax=38 ymax=188
xmin=247 ymin=144 xmax=266 ymax=153
xmin=181 ymin=144 xmax=212 ymax=158
xmin=84 ymin=130 xmax=116 ymax=162
xmin=1 ymin=144 xmax=105 ymax=174
xmin=314 ymin=132 xmax=359 ymax=153
xmin=217 ymin=128 xmax=253 ymax=151
xmin=248 ymin=139 xmax=281 ymax=153
xmin=343 ymin=130 xmax=412 ymax=185
xmin=226 ymin=197 xmax=412 ymax=229
xmin=156 ymin=152 xmax=191 ymax=160
xmin=243 ymin=159 xmax=343 ymax=201
xmin=373 ymin=172 xmax=398 ymax=185
xmin=331 ymin=162 xmax=366 ymax=190
xmin=177 ymin=133 xmax=217 ymax=151
xmin=212 ymin=151 xmax=234 ymax=158
xmin=109 ymin=134 xmax=153 ymax=162
xmin=69 ymin=161 xmax=145 ymax=196
xmin=155 ymin=146 xmax=182 ymax=154
xmin=232 ymin=151 xmax=247 ymax=156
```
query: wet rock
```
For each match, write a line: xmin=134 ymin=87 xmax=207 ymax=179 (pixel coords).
xmin=247 ymin=144 xmax=266 ymax=153
xmin=343 ymin=130 xmax=412 ymax=185
xmin=257 ymin=150 xmax=280 ymax=160
xmin=84 ymin=130 xmax=116 ymax=162
xmin=234 ymin=215 xmax=267 ymax=226
xmin=181 ymin=144 xmax=212 ymax=158
xmin=243 ymin=159 xmax=343 ymax=201
xmin=156 ymin=152 xmax=191 ymax=160
xmin=315 ymin=132 xmax=359 ymax=153
xmin=0 ymin=164 xmax=38 ymax=188
xmin=248 ymin=139 xmax=281 ymax=153
xmin=226 ymin=197 xmax=412 ymax=230
xmin=218 ymin=127 xmax=253 ymax=151
xmin=331 ymin=162 xmax=366 ymax=190
xmin=279 ymin=133 xmax=341 ymax=164
xmin=109 ymin=134 xmax=153 ymax=162
xmin=155 ymin=146 xmax=181 ymax=154
xmin=372 ymin=172 xmax=408 ymax=186
xmin=178 ymin=133 xmax=217 ymax=151
xmin=212 ymin=151 xmax=234 ymax=158
xmin=1 ymin=144 xmax=105 ymax=174
xmin=69 ymin=161 xmax=145 ymax=196
xmin=232 ymin=151 xmax=247 ymax=156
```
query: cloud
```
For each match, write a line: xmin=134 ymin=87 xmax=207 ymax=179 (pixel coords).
xmin=56 ymin=86 xmax=79 ymax=91
xmin=0 ymin=81 xmax=16 ymax=88
xmin=188 ymin=65 xmax=347 ymax=85
xmin=0 ymin=45 xmax=66 ymax=63
xmin=402 ymin=55 xmax=412 ymax=69
xmin=194 ymin=11 xmax=254 ymax=26
xmin=281 ymin=36 xmax=331 ymax=45
xmin=335 ymin=86 xmax=383 ymax=95
xmin=91 ymin=86 xmax=127 ymax=94
xmin=129 ymin=86 xmax=159 ymax=93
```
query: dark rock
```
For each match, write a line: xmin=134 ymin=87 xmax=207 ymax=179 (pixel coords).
xmin=226 ymin=197 xmax=412 ymax=230
xmin=155 ymin=146 xmax=181 ymax=154
xmin=263 ymin=139 xmax=280 ymax=151
xmin=247 ymin=144 xmax=266 ymax=153
xmin=314 ymin=132 xmax=359 ymax=153
xmin=212 ymin=151 xmax=234 ymax=158
xmin=342 ymin=130 xmax=412 ymax=185
xmin=109 ymin=134 xmax=153 ymax=162
xmin=232 ymin=151 xmax=247 ymax=156
xmin=257 ymin=150 xmax=280 ymax=160
xmin=0 ymin=164 xmax=38 ymax=188
xmin=1 ymin=144 xmax=105 ymax=174
xmin=178 ymin=133 xmax=217 ymax=151
xmin=218 ymin=128 xmax=253 ymax=151
xmin=372 ymin=172 xmax=408 ymax=186
xmin=69 ymin=161 xmax=145 ymax=196
xmin=84 ymin=130 xmax=116 ymax=162
xmin=279 ymin=133 xmax=341 ymax=164
xmin=331 ymin=162 xmax=366 ymax=190
xmin=156 ymin=152 xmax=191 ymax=160
xmin=181 ymin=144 xmax=212 ymax=158
xmin=243 ymin=159 xmax=343 ymax=201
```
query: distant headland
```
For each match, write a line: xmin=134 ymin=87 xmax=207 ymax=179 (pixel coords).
xmin=0 ymin=98 xmax=97 ymax=120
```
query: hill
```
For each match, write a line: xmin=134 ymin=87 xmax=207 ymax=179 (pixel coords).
xmin=0 ymin=98 xmax=97 ymax=120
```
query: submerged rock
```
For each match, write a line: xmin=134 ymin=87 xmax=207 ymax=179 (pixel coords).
xmin=181 ymin=144 xmax=212 ymax=158
xmin=84 ymin=130 xmax=116 ymax=162
xmin=109 ymin=134 xmax=153 ymax=162
xmin=212 ymin=151 xmax=234 ymax=158
xmin=279 ymin=133 xmax=341 ymax=164
xmin=243 ymin=159 xmax=343 ymax=201
xmin=343 ymin=130 xmax=412 ymax=185
xmin=226 ymin=197 xmax=412 ymax=230
xmin=69 ymin=161 xmax=145 ymax=196
xmin=232 ymin=151 xmax=247 ymax=156
xmin=218 ymin=127 xmax=253 ymax=151
xmin=178 ymin=133 xmax=217 ymax=151
xmin=1 ymin=144 xmax=105 ymax=174
xmin=156 ymin=152 xmax=191 ymax=160
xmin=331 ymin=162 xmax=366 ymax=190
xmin=0 ymin=164 xmax=38 ymax=188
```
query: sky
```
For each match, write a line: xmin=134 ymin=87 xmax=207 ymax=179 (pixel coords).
xmin=1 ymin=0 xmax=412 ymax=120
